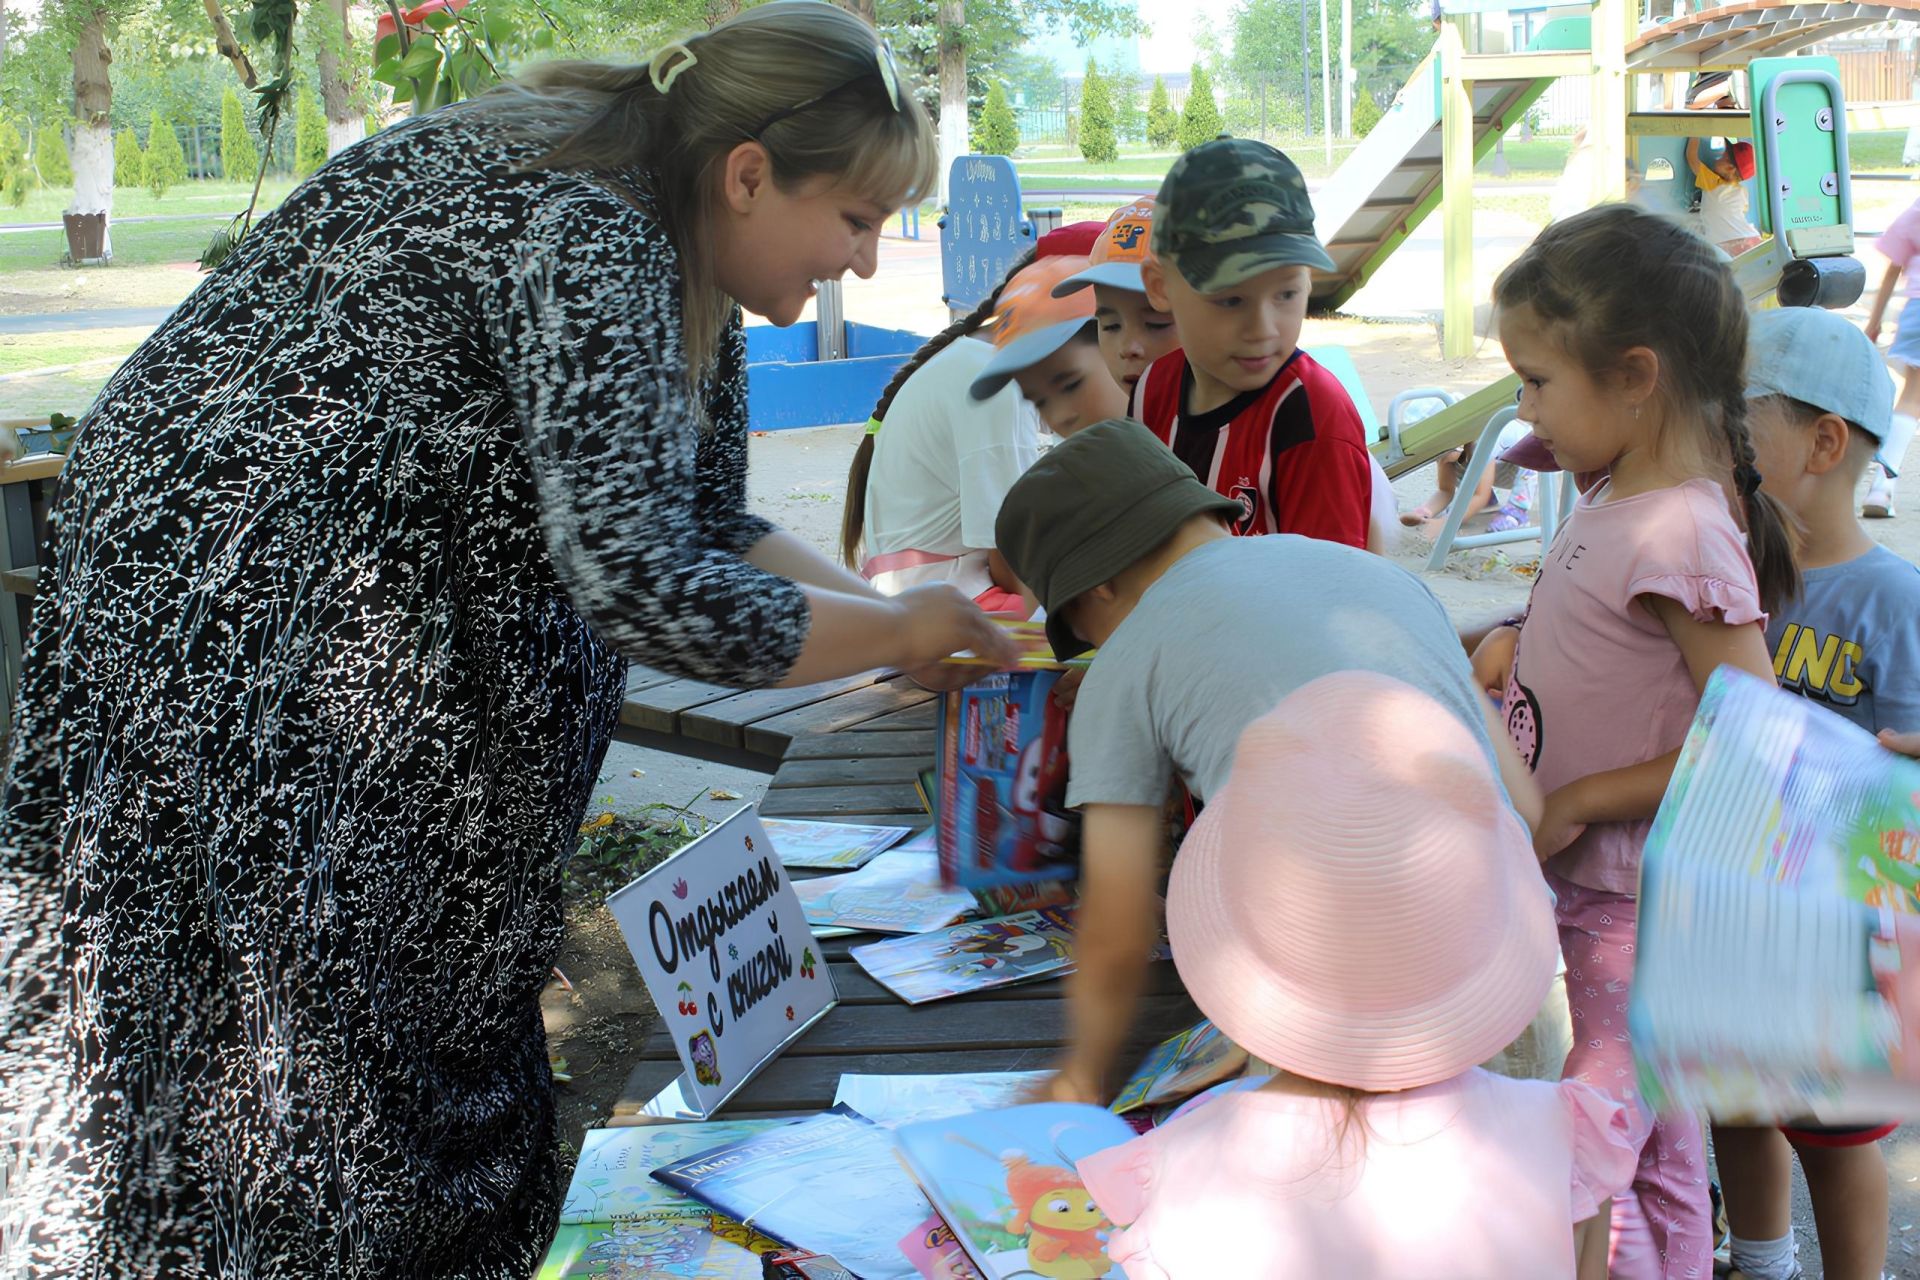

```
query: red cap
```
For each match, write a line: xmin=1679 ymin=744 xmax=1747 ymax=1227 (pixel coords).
xmin=1035 ymin=221 xmax=1106 ymax=259
xmin=1728 ymin=141 xmax=1756 ymax=181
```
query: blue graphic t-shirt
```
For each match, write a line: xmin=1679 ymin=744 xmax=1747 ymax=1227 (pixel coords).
xmin=1766 ymin=544 xmax=1920 ymax=735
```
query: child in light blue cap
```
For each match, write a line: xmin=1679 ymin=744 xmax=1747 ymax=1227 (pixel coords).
xmin=1712 ymin=303 xmax=1914 ymax=1280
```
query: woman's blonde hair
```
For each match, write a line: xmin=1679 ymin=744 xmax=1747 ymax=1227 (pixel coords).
xmin=486 ymin=1 xmax=937 ymax=380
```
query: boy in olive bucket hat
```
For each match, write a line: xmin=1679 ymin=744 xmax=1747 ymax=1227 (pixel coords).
xmin=996 ymin=419 xmax=1547 ymax=1104
xmin=1131 ymin=138 xmax=1376 ymax=550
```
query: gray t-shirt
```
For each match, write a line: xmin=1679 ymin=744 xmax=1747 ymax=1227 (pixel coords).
xmin=1067 ymin=536 xmax=1499 ymax=808
xmin=1765 ymin=543 xmax=1920 ymax=735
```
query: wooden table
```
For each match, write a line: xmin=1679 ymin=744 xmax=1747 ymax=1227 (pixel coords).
xmin=612 ymin=710 xmax=1201 ymax=1120
xmin=616 ymin=666 xmax=939 ymax=774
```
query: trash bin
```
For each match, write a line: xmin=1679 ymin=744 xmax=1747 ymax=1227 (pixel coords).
xmin=1026 ymin=207 xmax=1064 ymax=238
xmin=62 ymin=212 xmax=108 ymax=265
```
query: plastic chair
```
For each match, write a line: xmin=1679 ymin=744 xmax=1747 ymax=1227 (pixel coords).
xmin=1423 ymin=404 xmax=1575 ymax=572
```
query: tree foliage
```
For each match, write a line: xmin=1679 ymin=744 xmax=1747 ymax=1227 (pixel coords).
xmin=33 ymin=123 xmax=73 ymax=185
xmin=144 ymin=110 xmax=188 ymax=196
xmin=977 ymin=80 xmax=1019 ymax=155
xmin=114 ymin=125 xmax=146 ymax=185
xmin=0 ymin=122 xmax=31 ymax=207
xmin=1077 ymin=57 xmax=1116 ymax=163
xmin=1178 ymin=61 xmax=1222 ymax=150
xmin=1223 ymin=0 xmax=1428 ymax=135
xmin=1146 ymin=74 xmax=1178 ymax=149
xmin=294 ymin=88 xmax=327 ymax=176
xmin=220 ymin=88 xmax=259 ymax=182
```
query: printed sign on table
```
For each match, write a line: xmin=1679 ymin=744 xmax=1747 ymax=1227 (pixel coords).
xmin=941 ymin=154 xmax=1031 ymax=314
xmin=607 ymin=806 xmax=837 ymax=1118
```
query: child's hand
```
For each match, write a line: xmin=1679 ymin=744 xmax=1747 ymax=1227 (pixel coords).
xmin=1533 ymin=784 xmax=1588 ymax=862
xmin=1470 ymin=625 xmax=1519 ymax=702
xmin=1867 ymin=317 xmax=1883 ymax=344
xmin=1025 ymin=1059 xmax=1106 ymax=1106
xmin=1881 ymin=728 xmax=1920 ymax=758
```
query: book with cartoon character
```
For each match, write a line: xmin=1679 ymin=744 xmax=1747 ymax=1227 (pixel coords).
xmin=761 ymin=818 xmax=914 ymax=871
xmin=1106 ymin=1019 xmax=1249 ymax=1116
xmin=651 ymin=1105 xmax=933 ymax=1279
xmin=790 ymin=848 xmax=981 ymax=935
xmin=1633 ymin=668 xmax=1920 ymax=1123
xmin=559 ymin=1121 xmax=790 ymax=1224
xmin=851 ymin=907 xmax=1079 ymax=1005
xmin=893 ymin=1103 xmax=1135 ymax=1279
xmin=936 ymin=665 xmax=1083 ymax=891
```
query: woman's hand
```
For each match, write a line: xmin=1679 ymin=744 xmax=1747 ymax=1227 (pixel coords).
xmin=1470 ymin=625 xmax=1519 ymax=702
xmin=893 ymin=583 xmax=1021 ymax=675
xmin=1533 ymin=783 xmax=1588 ymax=863
xmin=1866 ymin=316 xmax=1883 ymax=344
xmin=1024 ymin=1060 xmax=1107 ymax=1106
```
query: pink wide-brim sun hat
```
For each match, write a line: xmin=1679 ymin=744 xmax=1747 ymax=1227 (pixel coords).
xmin=1167 ymin=670 xmax=1559 ymax=1093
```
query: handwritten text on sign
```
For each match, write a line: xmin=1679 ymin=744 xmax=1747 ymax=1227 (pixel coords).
xmin=608 ymin=806 xmax=836 ymax=1117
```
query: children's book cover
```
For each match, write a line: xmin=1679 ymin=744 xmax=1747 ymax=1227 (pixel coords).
xmin=791 ymin=849 xmax=981 ymax=935
xmin=851 ymin=907 xmax=1079 ymax=1005
xmin=650 ymin=1105 xmax=933 ymax=1280
xmin=942 ymin=619 xmax=1090 ymax=670
xmin=761 ymin=818 xmax=914 ymax=871
xmin=1633 ymin=668 xmax=1920 ymax=1121
xmin=535 ymin=1214 xmax=785 ymax=1279
xmin=832 ymin=1071 xmax=1053 ymax=1128
xmin=898 ymin=1216 xmax=988 ymax=1279
xmin=559 ymin=1121 xmax=789 ymax=1223
xmin=937 ymin=671 xmax=1081 ymax=890
xmin=1107 ymin=1019 xmax=1249 ymax=1115
xmin=893 ymin=1103 xmax=1137 ymax=1279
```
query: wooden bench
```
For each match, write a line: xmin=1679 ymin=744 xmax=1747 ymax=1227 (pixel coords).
xmin=613 ymin=711 xmax=1201 ymax=1121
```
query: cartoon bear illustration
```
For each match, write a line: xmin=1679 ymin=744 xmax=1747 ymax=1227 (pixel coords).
xmin=689 ymin=1031 xmax=722 ymax=1087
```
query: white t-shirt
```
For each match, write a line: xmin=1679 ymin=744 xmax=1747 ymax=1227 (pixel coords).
xmin=861 ymin=336 xmax=1040 ymax=598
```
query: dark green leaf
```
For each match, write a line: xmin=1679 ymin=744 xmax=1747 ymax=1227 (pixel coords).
xmin=424 ymin=9 xmax=455 ymax=31
xmin=530 ymin=26 xmax=554 ymax=49
xmin=371 ymin=57 xmax=407 ymax=87
xmin=398 ymin=40 xmax=443 ymax=79
xmin=482 ymin=11 xmax=517 ymax=43
xmin=374 ymin=33 xmax=401 ymax=61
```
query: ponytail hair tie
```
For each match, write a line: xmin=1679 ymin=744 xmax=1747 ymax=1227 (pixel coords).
xmin=864 ymin=416 xmax=884 ymax=436
xmin=1736 ymin=463 xmax=1763 ymax=497
xmin=649 ymin=41 xmax=698 ymax=94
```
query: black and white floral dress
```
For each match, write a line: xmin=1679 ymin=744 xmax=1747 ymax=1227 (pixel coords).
xmin=0 ymin=109 xmax=809 ymax=1279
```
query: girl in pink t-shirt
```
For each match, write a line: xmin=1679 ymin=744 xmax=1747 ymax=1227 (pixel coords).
xmin=1486 ymin=204 xmax=1796 ymax=1279
xmin=1076 ymin=671 xmax=1639 ymax=1279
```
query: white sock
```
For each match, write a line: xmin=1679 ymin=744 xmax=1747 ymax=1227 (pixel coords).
xmin=1727 ymin=1229 xmax=1798 ymax=1280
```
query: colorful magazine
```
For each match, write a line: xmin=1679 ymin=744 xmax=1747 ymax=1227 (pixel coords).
xmin=761 ymin=818 xmax=913 ymax=871
xmin=942 ymin=619 xmax=1090 ymax=670
xmin=1632 ymin=668 xmax=1920 ymax=1122
xmin=973 ymin=879 xmax=1075 ymax=918
xmin=898 ymin=1216 xmax=987 ymax=1279
xmin=832 ymin=1071 xmax=1052 ymax=1127
xmin=651 ymin=1105 xmax=933 ymax=1279
xmin=851 ymin=907 xmax=1079 ymax=1005
xmin=937 ymin=670 xmax=1082 ymax=890
xmin=559 ymin=1121 xmax=789 ymax=1223
xmin=893 ymin=1103 xmax=1136 ymax=1279
xmin=536 ymin=1219 xmax=786 ymax=1279
xmin=790 ymin=849 xmax=981 ymax=935
xmin=1108 ymin=1019 xmax=1249 ymax=1115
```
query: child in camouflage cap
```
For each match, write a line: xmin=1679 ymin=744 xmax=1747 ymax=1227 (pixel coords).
xmin=1134 ymin=138 xmax=1376 ymax=550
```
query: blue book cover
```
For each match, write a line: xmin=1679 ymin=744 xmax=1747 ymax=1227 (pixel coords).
xmin=893 ymin=1103 xmax=1137 ymax=1279
xmin=650 ymin=1105 xmax=932 ymax=1280
xmin=937 ymin=669 xmax=1082 ymax=890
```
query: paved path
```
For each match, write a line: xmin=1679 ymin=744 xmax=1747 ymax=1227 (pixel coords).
xmin=0 ymin=307 xmax=176 ymax=336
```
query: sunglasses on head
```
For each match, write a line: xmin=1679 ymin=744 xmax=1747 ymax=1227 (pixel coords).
xmin=748 ymin=40 xmax=903 ymax=138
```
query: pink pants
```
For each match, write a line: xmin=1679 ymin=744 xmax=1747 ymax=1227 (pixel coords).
xmin=1551 ymin=876 xmax=1712 ymax=1280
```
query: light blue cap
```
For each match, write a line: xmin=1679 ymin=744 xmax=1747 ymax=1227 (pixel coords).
xmin=1052 ymin=261 xmax=1148 ymax=296
xmin=1745 ymin=307 xmax=1897 ymax=475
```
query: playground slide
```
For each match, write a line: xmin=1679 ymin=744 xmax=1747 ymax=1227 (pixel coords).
xmin=1311 ymin=19 xmax=1585 ymax=316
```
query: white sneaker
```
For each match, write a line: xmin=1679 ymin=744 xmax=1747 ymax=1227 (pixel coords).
xmin=1864 ymin=462 xmax=1896 ymax=519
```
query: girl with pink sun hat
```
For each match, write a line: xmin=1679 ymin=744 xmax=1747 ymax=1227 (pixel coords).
xmin=1076 ymin=670 xmax=1640 ymax=1278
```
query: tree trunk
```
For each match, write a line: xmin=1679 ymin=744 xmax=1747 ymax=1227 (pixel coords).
xmin=203 ymin=0 xmax=256 ymax=87
xmin=834 ymin=0 xmax=876 ymax=25
xmin=1 ymin=0 xmax=9 ymax=71
xmin=69 ymin=4 xmax=113 ymax=255
xmin=704 ymin=0 xmax=742 ymax=28
xmin=936 ymin=0 xmax=965 ymax=206
xmin=314 ymin=0 xmax=364 ymax=156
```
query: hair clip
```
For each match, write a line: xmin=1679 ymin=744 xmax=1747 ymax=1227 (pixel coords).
xmin=873 ymin=40 xmax=902 ymax=113
xmin=649 ymin=41 xmax=698 ymax=94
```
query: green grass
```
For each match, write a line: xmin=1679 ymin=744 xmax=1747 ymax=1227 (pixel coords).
xmin=0 ymin=216 xmax=235 ymax=274
xmin=1852 ymin=130 xmax=1917 ymax=173
xmin=0 ymin=177 xmax=297 ymax=226
xmin=0 ymin=326 xmax=152 ymax=376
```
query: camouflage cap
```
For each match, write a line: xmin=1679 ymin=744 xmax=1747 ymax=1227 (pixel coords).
xmin=1151 ymin=138 xmax=1336 ymax=293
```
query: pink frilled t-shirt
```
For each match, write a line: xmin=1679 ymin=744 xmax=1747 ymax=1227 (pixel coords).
xmin=1502 ymin=477 xmax=1764 ymax=894
xmin=1076 ymin=1069 xmax=1639 ymax=1280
